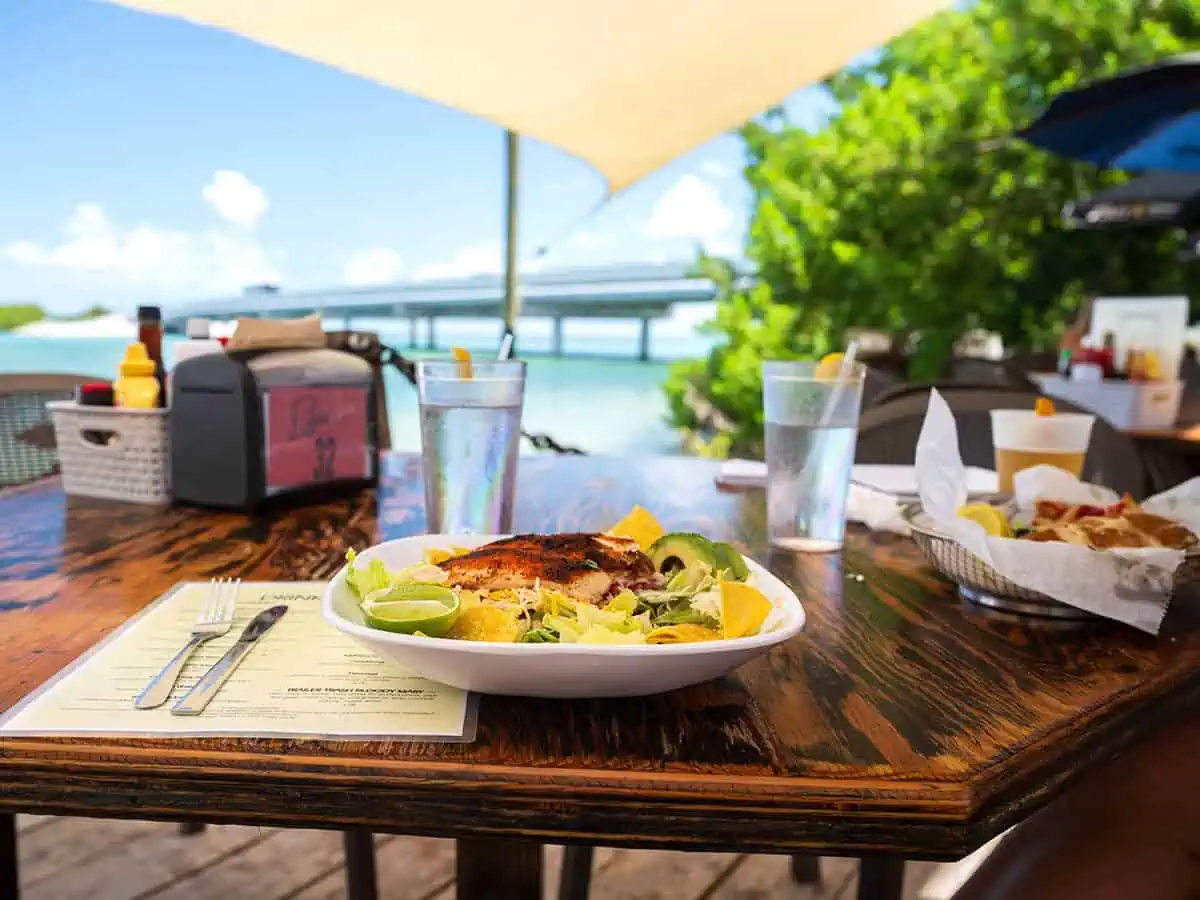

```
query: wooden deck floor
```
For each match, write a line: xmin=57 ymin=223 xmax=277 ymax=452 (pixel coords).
xmin=15 ymin=815 xmax=944 ymax=900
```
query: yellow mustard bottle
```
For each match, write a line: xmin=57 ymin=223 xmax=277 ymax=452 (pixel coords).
xmin=114 ymin=342 xmax=161 ymax=409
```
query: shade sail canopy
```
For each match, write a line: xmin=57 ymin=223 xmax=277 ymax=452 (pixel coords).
xmin=108 ymin=0 xmax=948 ymax=192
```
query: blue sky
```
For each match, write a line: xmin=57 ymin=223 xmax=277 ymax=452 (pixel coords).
xmin=1 ymin=0 xmax=837 ymax=314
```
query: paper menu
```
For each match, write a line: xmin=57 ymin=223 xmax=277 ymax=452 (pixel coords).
xmin=915 ymin=390 xmax=1200 ymax=634
xmin=0 ymin=582 xmax=475 ymax=741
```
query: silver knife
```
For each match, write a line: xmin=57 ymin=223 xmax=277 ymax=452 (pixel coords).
xmin=171 ymin=605 xmax=288 ymax=716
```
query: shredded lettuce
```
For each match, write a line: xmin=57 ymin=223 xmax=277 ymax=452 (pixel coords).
xmin=345 ymin=549 xmax=448 ymax=602
xmin=605 ymin=589 xmax=639 ymax=614
xmin=345 ymin=550 xmax=391 ymax=600
xmin=577 ymin=625 xmax=647 ymax=645
xmin=543 ymin=613 xmax=583 ymax=642
xmin=689 ymin=589 xmax=722 ymax=623
xmin=576 ymin=603 xmax=640 ymax=634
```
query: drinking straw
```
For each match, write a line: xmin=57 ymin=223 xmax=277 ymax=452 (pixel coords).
xmin=498 ymin=331 xmax=515 ymax=362
xmin=817 ymin=339 xmax=860 ymax=428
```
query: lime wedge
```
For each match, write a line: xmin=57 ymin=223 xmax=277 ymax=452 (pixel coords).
xmin=362 ymin=584 xmax=459 ymax=636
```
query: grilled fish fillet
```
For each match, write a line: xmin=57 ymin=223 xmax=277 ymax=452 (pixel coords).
xmin=437 ymin=533 xmax=659 ymax=602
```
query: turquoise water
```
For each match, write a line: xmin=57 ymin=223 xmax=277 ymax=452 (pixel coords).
xmin=0 ymin=320 xmax=714 ymax=454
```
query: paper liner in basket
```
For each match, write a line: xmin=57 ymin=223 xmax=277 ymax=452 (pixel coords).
xmin=914 ymin=389 xmax=1200 ymax=634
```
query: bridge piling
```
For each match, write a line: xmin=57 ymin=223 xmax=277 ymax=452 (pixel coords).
xmin=639 ymin=317 xmax=652 ymax=361
xmin=552 ymin=317 xmax=565 ymax=356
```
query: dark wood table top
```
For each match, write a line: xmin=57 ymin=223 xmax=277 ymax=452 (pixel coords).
xmin=2 ymin=454 xmax=1200 ymax=860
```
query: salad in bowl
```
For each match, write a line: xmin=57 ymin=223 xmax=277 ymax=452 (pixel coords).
xmin=322 ymin=507 xmax=805 ymax=697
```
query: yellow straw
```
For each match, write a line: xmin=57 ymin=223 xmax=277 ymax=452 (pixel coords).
xmin=451 ymin=346 xmax=473 ymax=379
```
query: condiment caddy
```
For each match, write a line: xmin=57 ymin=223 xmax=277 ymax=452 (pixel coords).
xmin=1045 ymin=328 xmax=1183 ymax=431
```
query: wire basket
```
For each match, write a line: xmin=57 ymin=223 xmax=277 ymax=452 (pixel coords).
xmin=902 ymin=502 xmax=1098 ymax=620
xmin=47 ymin=401 xmax=170 ymax=505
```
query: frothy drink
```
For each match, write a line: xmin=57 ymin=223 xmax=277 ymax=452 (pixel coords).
xmin=990 ymin=408 xmax=1094 ymax=494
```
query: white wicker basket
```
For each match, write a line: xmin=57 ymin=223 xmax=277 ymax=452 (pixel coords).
xmin=47 ymin=401 xmax=170 ymax=504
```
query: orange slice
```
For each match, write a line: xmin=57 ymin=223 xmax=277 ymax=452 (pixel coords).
xmin=451 ymin=346 xmax=473 ymax=379
xmin=607 ymin=505 xmax=665 ymax=552
xmin=1034 ymin=397 xmax=1056 ymax=417
xmin=447 ymin=605 xmax=524 ymax=642
xmin=719 ymin=581 xmax=773 ymax=639
xmin=814 ymin=352 xmax=846 ymax=380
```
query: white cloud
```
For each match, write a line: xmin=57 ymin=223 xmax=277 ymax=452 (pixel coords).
xmin=642 ymin=174 xmax=734 ymax=253
xmin=3 ymin=191 xmax=281 ymax=296
xmin=570 ymin=230 xmax=605 ymax=250
xmin=415 ymin=241 xmax=502 ymax=280
xmin=700 ymin=160 xmax=733 ymax=179
xmin=202 ymin=170 xmax=269 ymax=229
xmin=414 ymin=241 xmax=547 ymax=280
xmin=344 ymin=247 xmax=404 ymax=286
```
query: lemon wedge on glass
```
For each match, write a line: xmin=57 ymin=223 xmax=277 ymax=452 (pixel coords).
xmin=813 ymin=352 xmax=847 ymax=380
xmin=719 ymin=581 xmax=773 ymax=639
xmin=957 ymin=503 xmax=1012 ymax=538
xmin=608 ymin=505 xmax=665 ymax=552
xmin=362 ymin=584 xmax=460 ymax=636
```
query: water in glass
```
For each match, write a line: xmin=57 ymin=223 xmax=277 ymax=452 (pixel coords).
xmin=762 ymin=361 xmax=864 ymax=552
xmin=418 ymin=360 xmax=525 ymax=535
xmin=766 ymin=423 xmax=857 ymax=551
xmin=420 ymin=402 xmax=522 ymax=534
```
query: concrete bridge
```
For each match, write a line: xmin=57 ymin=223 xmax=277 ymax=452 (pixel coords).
xmin=165 ymin=262 xmax=741 ymax=360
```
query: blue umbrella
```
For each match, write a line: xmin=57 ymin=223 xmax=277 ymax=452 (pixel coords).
xmin=1017 ymin=54 xmax=1200 ymax=172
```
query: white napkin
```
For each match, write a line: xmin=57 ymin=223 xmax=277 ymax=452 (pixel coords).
xmin=846 ymin=483 xmax=911 ymax=535
xmin=717 ymin=460 xmax=997 ymax=499
xmin=916 ymin=388 xmax=1200 ymax=634
xmin=716 ymin=458 xmax=768 ymax=488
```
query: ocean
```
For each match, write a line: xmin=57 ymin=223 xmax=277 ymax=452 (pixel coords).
xmin=0 ymin=310 xmax=720 ymax=455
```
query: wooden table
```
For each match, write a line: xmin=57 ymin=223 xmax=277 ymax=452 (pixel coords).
xmin=4 ymin=454 xmax=1200 ymax=900
xmin=1122 ymin=423 xmax=1200 ymax=494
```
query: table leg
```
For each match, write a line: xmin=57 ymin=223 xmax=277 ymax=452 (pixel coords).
xmin=343 ymin=830 xmax=379 ymax=900
xmin=2 ymin=812 xmax=18 ymax=900
xmin=457 ymin=838 xmax=542 ymax=900
xmin=790 ymin=853 xmax=821 ymax=884
xmin=857 ymin=856 xmax=904 ymax=900
xmin=558 ymin=844 xmax=594 ymax=900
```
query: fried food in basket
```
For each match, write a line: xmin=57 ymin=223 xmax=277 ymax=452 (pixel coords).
xmin=1020 ymin=495 xmax=1197 ymax=551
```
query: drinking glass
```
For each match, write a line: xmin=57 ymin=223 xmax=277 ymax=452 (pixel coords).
xmin=417 ymin=360 xmax=526 ymax=534
xmin=990 ymin=409 xmax=1094 ymax=494
xmin=762 ymin=360 xmax=865 ymax=552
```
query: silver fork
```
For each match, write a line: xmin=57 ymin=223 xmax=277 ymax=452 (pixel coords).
xmin=134 ymin=578 xmax=239 ymax=710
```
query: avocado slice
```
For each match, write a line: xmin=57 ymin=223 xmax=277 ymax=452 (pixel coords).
xmin=647 ymin=532 xmax=720 ymax=575
xmin=712 ymin=541 xmax=750 ymax=581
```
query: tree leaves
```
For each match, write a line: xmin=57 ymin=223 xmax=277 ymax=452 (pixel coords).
xmin=666 ymin=0 xmax=1200 ymax=457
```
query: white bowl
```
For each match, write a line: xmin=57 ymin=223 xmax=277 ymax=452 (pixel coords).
xmin=321 ymin=533 xmax=806 ymax=698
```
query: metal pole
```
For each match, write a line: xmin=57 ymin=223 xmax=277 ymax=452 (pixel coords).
xmin=503 ymin=130 xmax=521 ymax=342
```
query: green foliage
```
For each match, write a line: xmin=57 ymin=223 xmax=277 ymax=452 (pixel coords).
xmin=0 ymin=303 xmax=111 ymax=331
xmin=667 ymin=0 xmax=1200 ymax=457
xmin=0 ymin=304 xmax=45 ymax=332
